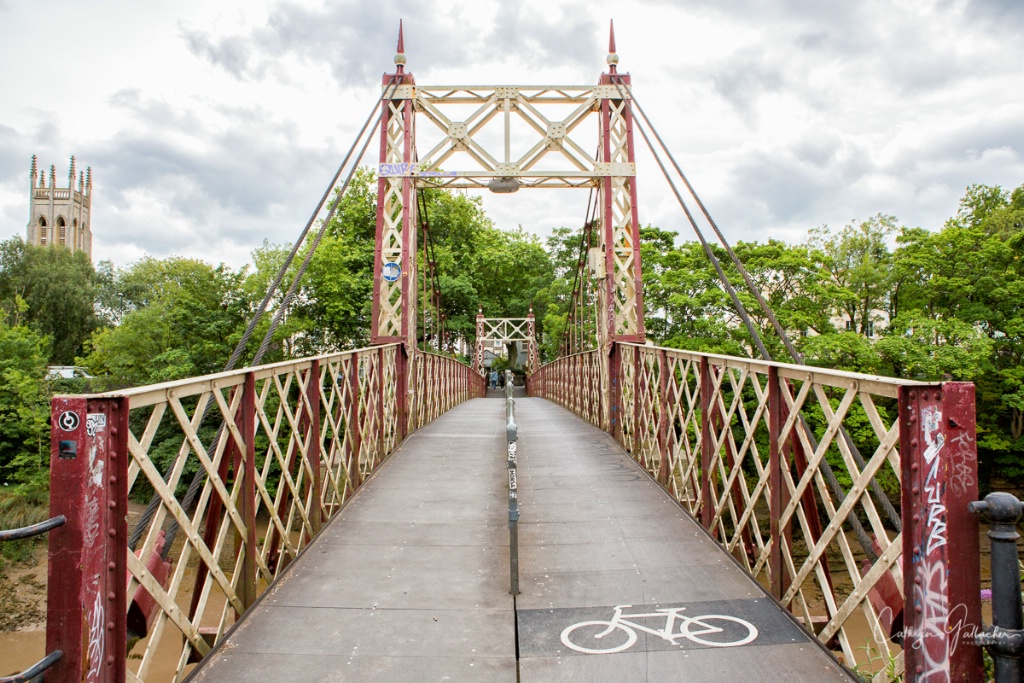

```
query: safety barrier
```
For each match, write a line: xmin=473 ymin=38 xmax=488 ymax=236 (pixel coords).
xmin=970 ymin=493 xmax=1024 ymax=682
xmin=504 ymin=370 xmax=520 ymax=596
xmin=0 ymin=516 xmax=66 ymax=683
xmin=527 ymin=342 xmax=983 ymax=682
xmin=44 ymin=345 xmax=483 ymax=682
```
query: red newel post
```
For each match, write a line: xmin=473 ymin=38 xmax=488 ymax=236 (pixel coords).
xmin=900 ymin=382 xmax=983 ymax=682
xmin=768 ymin=367 xmax=785 ymax=598
xmin=347 ymin=356 xmax=364 ymax=495
xmin=238 ymin=372 xmax=257 ymax=611
xmin=656 ymin=349 xmax=670 ymax=486
xmin=699 ymin=357 xmax=714 ymax=530
xmin=307 ymin=359 xmax=323 ymax=534
xmin=47 ymin=396 xmax=129 ymax=683
xmin=609 ymin=343 xmax=622 ymax=443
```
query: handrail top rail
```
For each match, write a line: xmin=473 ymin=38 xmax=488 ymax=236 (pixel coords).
xmin=52 ymin=343 xmax=468 ymax=406
xmin=540 ymin=342 xmax=937 ymax=398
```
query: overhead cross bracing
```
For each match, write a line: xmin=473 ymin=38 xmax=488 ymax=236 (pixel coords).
xmin=473 ymin=313 xmax=540 ymax=375
xmin=378 ymin=85 xmax=634 ymax=190
xmin=371 ymin=21 xmax=644 ymax=354
xmin=480 ymin=317 xmax=533 ymax=343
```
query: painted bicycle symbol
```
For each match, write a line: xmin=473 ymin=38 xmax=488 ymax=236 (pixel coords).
xmin=560 ymin=604 xmax=758 ymax=654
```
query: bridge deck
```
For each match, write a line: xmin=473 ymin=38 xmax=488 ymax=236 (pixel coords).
xmin=188 ymin=396 xmax=853 ymax=682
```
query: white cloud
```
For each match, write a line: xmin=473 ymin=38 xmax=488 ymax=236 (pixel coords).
xmin=0 ymin=0 xmax=1022 ymax=270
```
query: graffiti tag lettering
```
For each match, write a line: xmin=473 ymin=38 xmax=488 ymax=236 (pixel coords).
xmin=378 ymin=162 xmax=456 ymax=177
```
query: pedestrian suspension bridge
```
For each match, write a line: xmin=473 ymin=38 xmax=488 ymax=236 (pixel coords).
xmin=18 ymin=23 xmax=997 ymax=683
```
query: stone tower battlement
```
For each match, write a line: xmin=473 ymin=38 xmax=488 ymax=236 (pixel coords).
xmin=27 ymin=155 xmax=93 ymax=260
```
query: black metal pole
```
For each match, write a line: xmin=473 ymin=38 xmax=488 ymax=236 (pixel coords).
xmin=969 ymin=492 xmax=1024 ymax=682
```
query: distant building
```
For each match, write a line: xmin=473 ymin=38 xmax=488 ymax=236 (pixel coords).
xmin=26 ymin=155 xmax=93 ymax=260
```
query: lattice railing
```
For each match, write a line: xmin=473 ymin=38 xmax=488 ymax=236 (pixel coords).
xmin=528 ymin=342 xmax=983 ymax=682
xmin=45 ymin=345 xmax=484 ymax=682
xmin=527 ymin=349 xmax=604 ymax=430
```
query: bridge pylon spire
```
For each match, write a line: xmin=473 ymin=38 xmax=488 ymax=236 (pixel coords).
xmin=607 ymin=20 xmax=618 ymax=73
xmin=370 ymin=19 xmax=418 ymax=438
xmin=395 ymin=19 xmax=406 ymax=73
xmin=595 ymin=23 xmax=644 ymax=433
xmin=371 ymin=20 xmax=417 ymax=349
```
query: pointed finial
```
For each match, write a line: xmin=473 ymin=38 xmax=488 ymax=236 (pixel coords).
xmin=79 ymin=170 xmax=85 ymax=192
xmin=394 ymin=19 xmax=406 ymax=72
xmin=49 ymin=164 xmax=56 ymax=183
xmin=69 ymin=155 xmax=76 ymax=183
xmin=86 ymin=167 xmax=92 ymax=195
xmin=607 ymin=20 xmax=619 ymax=73
xmin=30 ymin=155 xmax=37 ymax=178
xmin=39 ymin=170 xmax=46 ymax=187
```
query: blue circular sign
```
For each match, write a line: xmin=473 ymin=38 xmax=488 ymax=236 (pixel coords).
xmin=382 ymin=262 xmax=401 ymax=282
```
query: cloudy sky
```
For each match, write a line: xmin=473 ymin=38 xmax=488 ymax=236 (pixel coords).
xmin=1 ymin=0 xmax=1022 ymax=270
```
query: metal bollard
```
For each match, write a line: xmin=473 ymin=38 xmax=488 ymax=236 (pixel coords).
xmin=969 ymin=492 xmax=1024 ymax=682
xmin=506 ymin=386 xmax=520 ymax=596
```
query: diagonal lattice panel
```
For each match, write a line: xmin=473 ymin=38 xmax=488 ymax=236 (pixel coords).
xmin=406 ymin=85 xmax=628 ymax=188
xmin=526 ymin=341 xmax=962 ymax=681
xmin=62 ymin=346 xmax=483 ymax=682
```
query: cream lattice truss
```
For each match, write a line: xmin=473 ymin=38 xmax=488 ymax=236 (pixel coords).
xmin=372 ymin=27 xmax=645 ymax=349
xmin=474 ymin=316 xmax=539 ymax=375
xmin=374 ymin=81 xmax=644 ymax=341
xmin=376 ymin=85 xmax=635 ymax=190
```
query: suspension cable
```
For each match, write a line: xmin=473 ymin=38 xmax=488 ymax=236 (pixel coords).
xmin=129 ymin=77 xmax=401 ymax=553
xmin=417 ymin=188 xmax=444 ymax=351
xmin=609 ymin=78 xmax=894 ymax=559
xmin=626 ymin=87 xmax=802 ymax=363
xmin=561 ymin=188 xmax=599 ymax=356
xmin=623 ymin=93 xmax=772 ymax=360
xmin=164 ymin=95 xmax=387 ymax=552
xmin=622 ymin=82 xmax=901 ymax=536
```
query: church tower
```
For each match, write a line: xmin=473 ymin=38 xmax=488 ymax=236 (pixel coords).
xmin=26 ymin=155 xmax=93 ymax=260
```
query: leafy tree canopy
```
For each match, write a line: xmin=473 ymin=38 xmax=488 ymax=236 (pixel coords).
xmin=0 ymin=238 xmax=98 ymax=364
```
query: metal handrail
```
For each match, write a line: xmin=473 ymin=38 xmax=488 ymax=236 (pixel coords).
xmin=0 ymin=517 xmax=67 ymax=682
xmin=0 ymin=515 xmax=65 ymax=542
xmin=970 ymin=493 xmax=1024 ymax=682
xmin=0 ymin=650 xmax=64 ymax=683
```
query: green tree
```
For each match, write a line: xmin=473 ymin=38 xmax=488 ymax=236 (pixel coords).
xmin=0 ymin=238 xmax=97 ymax=364
xmin=296 ymin=172 xmax=555 ymax=362
xmin=82 ymin=257 xmax=255 ymax=387
xmin=889 ymin=183 xmax=1024 ymax=482
xmin=805 ymin=215 xmax=897 ymax=337
xmin=657 ymin=241 xmax=747 ymax=356
xmin=0 ymin=322 xmax=50 ymax=492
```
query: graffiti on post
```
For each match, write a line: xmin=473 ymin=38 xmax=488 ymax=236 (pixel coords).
xmin=913 ymin=405 xmax=951 ymax=683
xmin=947 ymin=431 xmax=977 ymax=498
xmin=86 ymin=589 xmax=105 ymax=681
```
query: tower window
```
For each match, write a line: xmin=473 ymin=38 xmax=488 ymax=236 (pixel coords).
xmin=39 ymin=216 xmax=47 ymax=245
xmin=58 ymin=217 xmax=66 ymax=245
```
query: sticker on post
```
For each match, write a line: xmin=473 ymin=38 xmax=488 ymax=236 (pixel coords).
xmin=86 ymin=413 xmax=107 ymax=437
xmin=381 ymin=261 xmax=402 ymax=282
xmin=508 ymin=442 xmax=517 ymax=462
xmin=57 ymin=410 xmax=80 ymax=432
xmin=508 ymin=469 xmax=517 ymax=491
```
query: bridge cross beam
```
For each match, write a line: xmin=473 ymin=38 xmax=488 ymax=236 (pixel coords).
xmin=474 ymin=309 xmax=540 ymax=377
